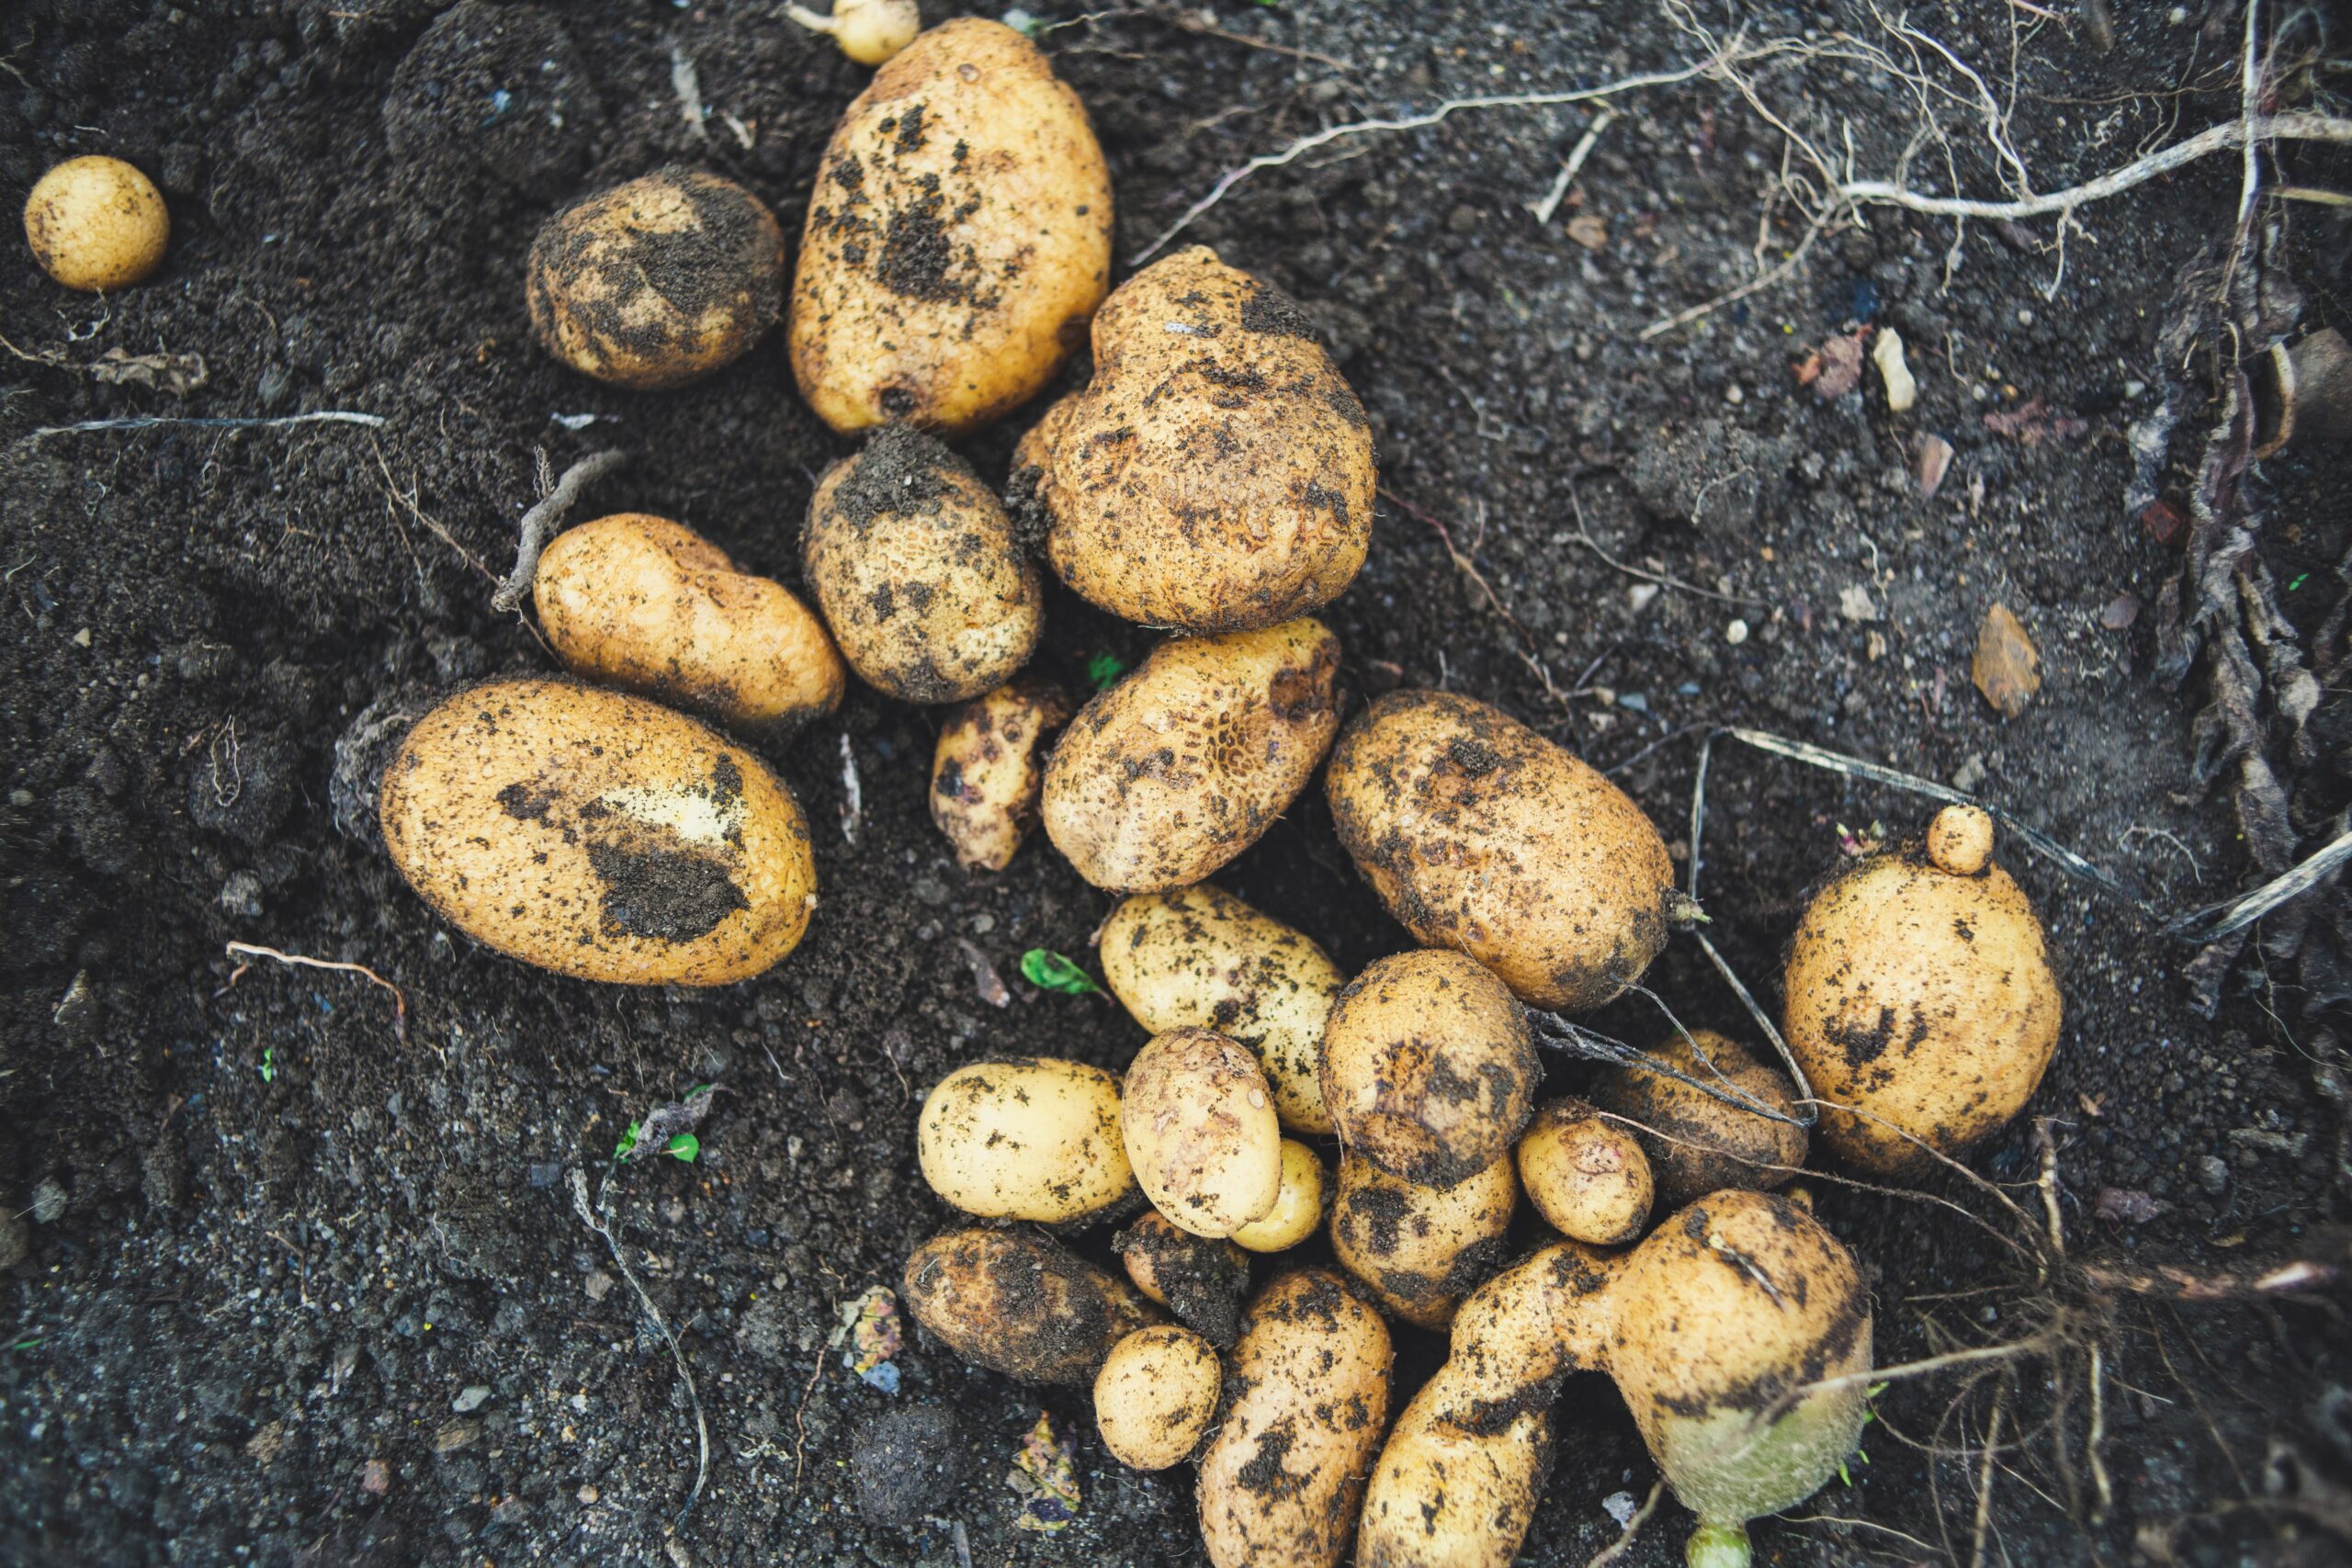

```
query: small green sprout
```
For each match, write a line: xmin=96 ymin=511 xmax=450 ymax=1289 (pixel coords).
xmin=12 ymin=1336 xmax=44 ymax=1351
xmin=615 ymin=1122 xmax=700 ymax=1163
xmin=259 ymin=1046 xmax=276 ymax=1084
xmin=2290 ymin=573 xmax=2310 ymax=592
xmin=1022 ymin=949 xmax=1102 ymax=996
xmin=1085 ymin=651 xmax=1126 ymax=690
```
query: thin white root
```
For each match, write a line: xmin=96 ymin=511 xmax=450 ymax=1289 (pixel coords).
xmin=571 ymin=1168 xmax=711 ymax=1526
xmin=1583 ymin=1479 xmax=1666 ymax=1568
xmin=1529 ymin=108 xmax=1618 ymax=225
xmin=31 ymin=411 xmax=384 ymax=438
xmin=490 ymin=448 xmax=628 ymax=613
xmin=221 ymin=942 xmax=408 ymax=1043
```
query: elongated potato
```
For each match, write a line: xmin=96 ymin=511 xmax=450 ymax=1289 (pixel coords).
xmin=1094 ymin=1325 xmax=1222 ymax=1471
xmin=379 ymin=679 xmax=815 ymax=985
xmin=1588 ymin=1029 xmax=1805 ymax=1207
xmin=1123 ymin=1028 xmax=1283 ymax=1238
xmin=1326 ymin=690 xmax=1684 ymax=1011
xmin=1515 ymin=1096 xmax=1653 ymax=1246
xmin=789 ymin=18 xmax=1112 ymax=434
xmin=901 ymin=1227 xmax=1160 ymax=1384
xmin=931 ymin=678 xmax=1071 ymax=871
xmin=1043 ymin=618 xmax=1341 ymax=894
xmin=1114 ymin=1212 xmax=1250 ymax=1347
xmin=1098 ymin=884 xmax=1343 ymax=1134
xmin=1329 ymin=1150 xmax=1517 ymax=1330
xmin=917 ymin=1058 xmax=1133 ymax=1224
xmin=1230 ymin=1140 xmax=1327 ymax=1254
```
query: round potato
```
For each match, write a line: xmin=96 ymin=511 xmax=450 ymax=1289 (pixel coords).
xmin=1329 ymin=1150 xmax=1517 ymax=1331
xmin=1122 ymin=1028 xmax=1283 ymax=1238
xmin=1588 ymin=1029 xmax=1806 ymax=1207
xmin=787 ymin=0 xmax=920 ymax=66
xmin=379 ymin=679 xmax=815 ymax=985
xmin=535 ymin=513 xmax=844 ymax=730
xmin=25 ymin=156 xmax=168 ymax=291
xmin=931 ymin=678 xmax=1072 ymax=871
xmin=917 ymin=1058 xmax=1133 ymax=1224
xmin=1016 ymin=246 xmax=1374 ymax=633
xmin=1230 ymin=1139 xmax=1327 ymax=1253
xmin=802 ymin=424 xmax=1043 ymax=703
xmin=1093 ymin=1325 xmax=1221 ymax=1471
xmin=901 ymin=1227 xmax=1160 ymax=1384
xmin=788 ymin=17 xmax=1112 ymax=434
xmin=1515 ymin=1097 xmax=1653 ymax=1246
xmin=1113 ymin=1212 xmax=1250 ymax=1347
xmin=1042 ymin=617 xmax=1340 ymax=894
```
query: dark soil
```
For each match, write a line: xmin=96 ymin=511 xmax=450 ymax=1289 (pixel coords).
xmin=5 ymin=4 xmax=2349 ymax=1566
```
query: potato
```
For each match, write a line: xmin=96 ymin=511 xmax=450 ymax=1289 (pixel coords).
xmin=1318 ymin=951 xmax=1538 ymax=1189
xmin=534 ymin=513 xmax=844 ymax=730
xmin=803 ymin=425 xmax=1044 ymax=703
xmin=788 ymin=18 xmax=1111 ymax=434
xmin=1784 ymin=805 xmax=2062 ymax=1175
xmin=1122 ymin=1028 xmax=1283 ymax=1238
xmin=1326 ymin=690 xmax=1685 ymax=1011
xmin=1198 ymin=1269 xmax=1394 ymax=1568
xmin=1588 ymin=1029 xmax=1805 ymax=1207
xmin=1015 ymin=246 xmax=1375 ymax=633
xmin=917 ymin=1058 xmax=1133 ymax=1224
xmin=786 ymin=0 xmax=919 ymax=66
xmin=25 ymin=156 xmax=168 ymax=291
xmin=1042 ymin=618 xmax=1340 ymax=893
xmin=1098 ymin=884 xmax=1343 ymax=1134
xmin=379 ymin=679 xmax=815 ymax=986
xmin=1230 ymin=1140 xmax=1327 ymax=1254
xmin=1329 ymin=1150 xmax=1517 ymax=1331
xmin=1515 ymin=1097 xmax=1652 ymax=1246
xmin=1113 ymin=1211 xmax=1250 ymax=1347
xmin=527 ymin=167 xmax=785 ymax=390
xmin=1093 ymin=1325 xmax=1222 ymax=1471
xmin=931 ymin=678 xmax=1071 ymax=871
xmin=901 ymin=1227 xmax=1160 ymax=1384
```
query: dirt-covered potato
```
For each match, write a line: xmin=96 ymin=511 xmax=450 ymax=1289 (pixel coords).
xmin=1319 ymin=951 xmax=1539 ymax=1189
xmin=1093 ymin=1325 xmax=1222 ymax=1471
xmin=803 ymin=426 xmax=1044 ymax=703
xmin=527 ymin=167 xmax=784 ymax=390
xmin=788 ymin=18 xmax=1112 ymax=434
xmin=1515 ymin=1097 xmax=1653 ymax=1246
xmin=930 ymin=678 xmax=1071 ymax=871
xmin=1785 ymin=806 xmax=2062 ymax=1175
xmin=1122 ymin=1028 xmax=1283 ymax=1238
xmin=534 ymin=513 xmax=844 ymax=730
xmin=1113 ymin=1212 xmax=1250 ymax=1347
xmin=917 ymin=1058 xmax=1133 ymax=1224
xmin=25 ymin=156 xmax=168 ymax=291
xmin=1326 ymin=690 xmax=1684 ymax=1011
xmin=1042 ymin=618 xmax=1340 ymax=893
xmin=1098 ymin=884 xmax=1343 ymax=1134
xmin=1329 ymin=1150 xmax=1517 ymax=1330
xmin=1230 ymin=1139 xmax=1327 ymax=1254
xmin=1016 ymin=246 xmax=1375 ymax=633
xmin=901 ymin=1227 xmax=1161 ymax=1384
xmin=379 ymin=679 xmax=815 ymax=985
xmin=1198 ymin=1270 xmax=1394 ymax=1568
xmin=1588 ymin=1029 xmax=1806 ymax=1207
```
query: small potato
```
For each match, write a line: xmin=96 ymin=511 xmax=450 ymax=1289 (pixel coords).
xmin=789 ymin=18 xmax=1112 ymax=434
xmin=527 ymin=166 xmax=784 ymax=390
xmin=1326 ymin=690 xmax=1684 ymax=1011
xmin=1098 ymin=884 xmax=1343 ymax=1134
xmin=1319 ymin=951 xmax=1539 ymax=1190
xmin=1114 ymin=1212 xmax=1250 ymax=1347
xmin=901 ymin=1227 xmax=1160 ymax=1384
xmin=535 ymin=513 xmax=845 ymax=729
xmin=1093 ymin=1325 xmax=1222 ymax=1471
xmin=1123 ymin=1028 xmax=1283 ymax=1238
xmin=803 ymin=426 xmax=1045 ymax=702
xmin=1588 ymin=1029 xmax=1806 ymax=1208
xmin=25 ymin=156 xmax=168 ymax=291
xmin=1017 ymin=246 xmax=1375 ymax=633
xmin=931 ymin=678 xmax=1072 ymax=871
xmin=917 ymin=1058 xmax=1133 ymax=1224
xmin=1515 ymin=1097 xmax=1653 ymax=1246
xmin=1043 ymin=618 xmax=1341 ymax=894
xmin=1230 ymin=1140 xmax=1327 ymax=1254
xmin=1329 ymin=1151 xmax=1517 ymax=1331
xmin=379 ymin=679 xmax=815 ymax=985
xmin=786 ymin=0 xmax=920 ymax=66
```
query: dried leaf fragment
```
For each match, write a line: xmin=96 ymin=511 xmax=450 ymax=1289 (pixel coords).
xmin=1565 ymin=214 xmax=1608 ymax=251
xmin=1972 ymin=604 xmax=2041 ymax=718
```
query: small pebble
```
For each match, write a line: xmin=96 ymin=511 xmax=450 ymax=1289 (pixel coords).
xmin=361 ymin=1459 xmax=390 ymax=1496
xmin=452 ymin=1385 xmax=491 ymax=1414
xmin=584 ymin=1270 xmax=615 ymax=1302
xmin=1724 ymin=619 xmax=1750 ymax=646
xmin=2198 ymin=1155 xmax=2230 ymax=1196
xmin=31 ymin=1178 xmax=67 ymax=1224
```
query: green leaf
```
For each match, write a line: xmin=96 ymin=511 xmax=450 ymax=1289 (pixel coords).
xmin=1084 ymin=652 xmax=1126 ymax=690
xmin=1838 ymin=1460 xmax=1851 ymax=1486
xmin=2290 ymin=573 xmax=2310 ymax=591
xmin=666 ymin=1133 xmax=700 ymax=1163
xmin=1021 ymin=949 xmax=1102 ymax=996
xmin=615 ymin=1121 xmax=642 ymax=1162
xmin=259 ymin=1045 xmax=276 ymax=1084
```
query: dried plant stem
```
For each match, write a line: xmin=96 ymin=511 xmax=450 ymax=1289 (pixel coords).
xmin=491 ymin=448 xmax=628 ymax=613
xmin=221 ymin=942 xmax=407 ymax=1043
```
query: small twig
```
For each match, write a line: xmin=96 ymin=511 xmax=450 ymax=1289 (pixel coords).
xmin=1565 ymin=482 xmax=1763 ymax=605
xmin=491 ymin=449 xmax=628 ymax=613
xmin=570 ymin=1168 xmax=709 ymax=1527
xmin=1582 ymin=1478 xmax=1665 ymax=1568
xmin=30 ymin=412 xmax=384 ymax=438
xmin=220 ymin=942 xmax=407 ymax=1043
xmin=1529 ymin=108 xmax=1618 ymax=225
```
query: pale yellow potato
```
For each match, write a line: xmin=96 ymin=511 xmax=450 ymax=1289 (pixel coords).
xmin=378 ymin=679 xmax=815 ymax=986
xmin=1588 ymin=1029 xmax=1806 ymax=1207
xmin=1093 ymin=1325 xmax=1221 ymax=1471
xmin=1017 ymin=246 xmax=1375 ymax=632
xmin=527 ymin=167 xmax=784 ymax=390
xmin=788 ymin=0 xmax=920 ymax=65
xmin=916 ymin=1058 xmax=1133 ymax=1224
xmin=803 ymin=425 xmax=1043 ymax=702
xmin=25 ymin=156 xmax=168 ymax=291
xmin=1113 ymin=1212 xmax=1250 ymax=1346
xmin=1042 ymin=618 xmax=1340 ymax=893
xmin=1098 ymin=884 xmax=1343 ymax=1134
xmin=1329 ymin=1150 xmax=1517 ymax=1331
xmin=930 ymin=678 xmax=1072 ymax=871
xmin=1122 ymin=1028 xmax=1283 ymax=1238
xmin=1925 ymin=802 xmax=1995 ymax=875
xmin=1326 ymin=690 xmax=1683 ymax=1011
xmin=1230 ymin=1140 xmax=1327 ymax=1253
xmin=535 ymin=513 xmax=844 ymax=730
xmin=1515 ymin=1096 xmax=1652 ymax=1246
xmin=901 ymin=1227 xmax=1161 ymax=1384
xmin=789 ymin=17 xmax=1111 ymax=434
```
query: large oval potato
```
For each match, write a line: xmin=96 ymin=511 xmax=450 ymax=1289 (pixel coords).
xmin=917 ymin=1058 xmax=1133 ymax=1224
xmin=1016 ymin=245 xmax=1375 ymax=632
xmin=379 ymin=679 xmax=815 ymax=985
xmin=535 ymin=513 xmax=844 ymax=729
xmin=1042 ymin=618 xmax=1340 ymax=893
xmin=1094 ymin=1325 xmax=1222 ymax=1471
xmin=1329 ymin=1150 xmax=1517 ymax=1330
xmin=930 ymin=678 xmax=1071 ymax=871
xmin=1326 ymin=690 xmax=1681 ymax=1011
xmin=901 ymin=1227 xmax=1160 ymax=1384
xmin=788 ymin=17 xmax=1112 ymax=434
xmin=1122 ymin=1028 xmax=1283 ymax=1238
xmin=1588 ymin=1028 xmax=1806 ymax=1207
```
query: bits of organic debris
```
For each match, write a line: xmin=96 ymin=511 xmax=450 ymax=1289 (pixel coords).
xmin=2139 ymin=500 xmax=2186 ymax=547
xmin=1007 ymin=1411 xmax=1080 ymax=1532
xmin=1796 ymin=331 xmax=1868 ymax=400
xmin=1984 ymin=400 xmax=2087 ymax=446
xmin=1917 ymin=434 xmax=1954 ymax=498
xmin=1566 ymin=214 xmax=1608 ymax=251
xmin=1872 ymin=327 xmax=1917 ymax=412
xmin=1973 ymin=604 xmax=2041 ymax=718
xmin=1838 ymin=585 xmax=1880 ymax=623
xmin=831 ymin=1284 xmax=903 ymax=1393
xmin=2100 ymin=594 xmax=2142 ymax=630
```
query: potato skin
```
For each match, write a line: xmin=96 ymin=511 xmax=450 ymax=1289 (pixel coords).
xmin=1230 ymin=1140 xmax=1328 ymax=1254
xmin=1017 ymin=245 xmax=1375 ymax=633
xmin=901 ymin=1227 xmax=1160 ymax=1384
xmin=803 ymin=426 xmax=1043 ymax=703
xmin=1094 ymin=1325 xmax=1222 ymax=1471
xmin=1329 ymin=1151 xmax=1517 ymax=1331
xmin=1326 ymin=690 xmax=1680 ymax=1011
xmin=1588 ymin=1029 xmax=1806 ymax=1207
xmin=25 ymin=156 xmax=168 ymax=291
xmin=917 ymin=1058 xmax=1134 ymax=1224
xmin=1515 ymin=1097 xmax=1653 ymax=1246
xmin=788 ymin=18 xmax=1111 ymax=434
xmin=378 ymin=679 xmax=815 ymax=986
xmin=931 ymin=678 xmax=1071 ymax=871
xmin=1043 ymin=619 xmax=1341 ymax=894
xmin=1098 ymin=884 xmax=1344 ymax=1134
xmin=535 ymin=513 xmax=844 ymax=729
xmin=1123 ymin=1028 xmax=1283 ymax=1238
xmin=1113 ymin=1212 xmax=1250 ymax=1347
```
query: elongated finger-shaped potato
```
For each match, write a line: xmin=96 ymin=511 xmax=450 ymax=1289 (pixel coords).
xmin=1123 ymin=1028 xmax=1283 ymax=1238
xmin=379 ymin=679 xmax=815 ymax=985
xmin=1326 ymin=690 xmax=1683 ymax=1011
xmin=901 ymin=1227 xmax=1160 ymax=1384
xmin=1098 ymin=884 xmax=1343 ymax=1133
xmin=1043 ymin=618 xmax=1340 ymax=893
xmin=789 ymin=18 xmax=1112 ymax=434
xmin=931 ymin=678 xmax=1071 ymax=871
xmin=1588 ymin=1029 xmax=1805 ymax=1207
xmin=1094 ymin=1325 xmax=1222 ymax=1471
xmin=1230 ymin=1139 xmax=1327 ymax=1254
xmin=1329 ymin=1150 xmax=1517 ymax=1330
xmin=1515 ymin=1096 xmax=1653 ymax=1245
xmin=917 ymin=1058 xmax=1133 ymax=1224
xmin=1114 ymin=1211 xmax=1250 ymax=1347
